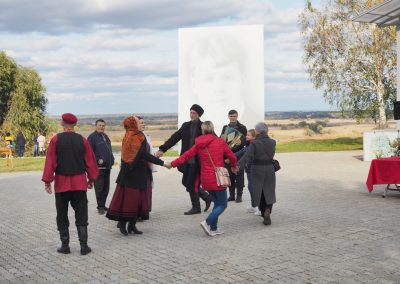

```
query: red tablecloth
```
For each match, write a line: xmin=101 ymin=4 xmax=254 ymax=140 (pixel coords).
xmin=366 ymin=157 xmax=400 ymax=192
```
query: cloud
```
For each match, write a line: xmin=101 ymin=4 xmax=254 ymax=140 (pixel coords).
xmin=0 ymin=0 xmax=246 ymax=34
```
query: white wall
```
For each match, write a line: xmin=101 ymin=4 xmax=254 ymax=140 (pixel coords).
xmin=178 ymin=25 xmax=265 ymax=134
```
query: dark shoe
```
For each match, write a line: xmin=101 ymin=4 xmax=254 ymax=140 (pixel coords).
xmin=204 ymin=198 xmax=212 ymax=212
xmin=127 ymin=221 xmax=143 ymax=234
xmin=263 ymin=209 xmax=271 ymax=226
xmin=97 ymin=208 xmax=105 ymax=215
xmin=119 ymin=221 xmax=128 ymax=236
xmin=227 ymin=196 xmax=235 ymax=202
xmin=77 ymin=226 xmax=92 ymax=255
xmin=235 ymin=196 xmax=242 ymax=203
xmin=57 ymin=229 xmax=70 ymax=254
xmin=184 ymin=208 xmax=201 ymax=215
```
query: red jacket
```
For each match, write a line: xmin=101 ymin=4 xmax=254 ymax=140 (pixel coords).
xmin=42 ymin=131 xmax=99 ymax=193
xmin=171 ymin=134 xmax=237 ymax=190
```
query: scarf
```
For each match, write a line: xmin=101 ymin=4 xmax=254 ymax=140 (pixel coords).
xmin=121 ymin=116 xmax=145 ymax=164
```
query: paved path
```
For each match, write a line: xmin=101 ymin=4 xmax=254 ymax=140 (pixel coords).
xmin=0 ymin=151 xmax=399 ymax=283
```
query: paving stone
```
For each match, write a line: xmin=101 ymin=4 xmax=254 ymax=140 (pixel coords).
xmin=1 ymin=151 xmax=400 ymax=283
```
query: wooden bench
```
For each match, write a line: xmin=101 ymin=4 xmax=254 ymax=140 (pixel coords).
xmin=0 ymin=147 xmax=13 ymax=168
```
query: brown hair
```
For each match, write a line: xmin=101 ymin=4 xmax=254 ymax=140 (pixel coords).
xmin=248 ymin=129 xmax=256 ymax=138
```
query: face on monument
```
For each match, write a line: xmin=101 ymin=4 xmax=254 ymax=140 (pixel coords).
xmin=193 ymin=57 xmax=243 ymax=105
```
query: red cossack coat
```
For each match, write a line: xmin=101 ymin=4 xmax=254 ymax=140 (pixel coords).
xmin=171 ymin=134 xmax=237 ymax=190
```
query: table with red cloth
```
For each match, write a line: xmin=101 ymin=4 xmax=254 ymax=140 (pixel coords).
xmin=366 ymin=156 xmax=400 ymax=197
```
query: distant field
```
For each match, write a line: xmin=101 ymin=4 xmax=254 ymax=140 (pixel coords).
xmin=1 ymin=115 xmax=396 ymax=172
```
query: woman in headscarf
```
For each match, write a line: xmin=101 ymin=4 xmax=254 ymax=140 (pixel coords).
xmin=106 ymin=116 xmax=167 ymax=235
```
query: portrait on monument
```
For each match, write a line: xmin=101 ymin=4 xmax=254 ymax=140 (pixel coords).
xmin=179 ymin=25 xmax=265 ymax=134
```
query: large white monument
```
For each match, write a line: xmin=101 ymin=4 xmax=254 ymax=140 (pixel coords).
xmin=178 ymin=25 xmax=265 ymax=134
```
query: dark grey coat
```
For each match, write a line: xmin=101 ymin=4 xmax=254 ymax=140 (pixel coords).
xmin=238 ymin=134 xmax=276 ymax=205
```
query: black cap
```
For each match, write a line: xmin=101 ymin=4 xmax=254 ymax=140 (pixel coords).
xmin=190 ymin=104 xmax=204 ymax=117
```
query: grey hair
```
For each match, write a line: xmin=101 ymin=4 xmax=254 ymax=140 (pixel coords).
xmin=201 ymin=121 xmax=216 ymax=135
xmin=255 ymin=122 xmax=268 ymax=134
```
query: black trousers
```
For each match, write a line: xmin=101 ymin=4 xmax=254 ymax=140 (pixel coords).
xmin=227 ymin=165 xmax=244 ymax=197
xmin=182 ymin=163 xmax=199 ymax=193
xmin=94 ymin=169 xmax=111 ymax=209
xmin=55 ymin=191 xmax=88 ymax=231
xmin=259 ymin=191 xmax=273 ymax=216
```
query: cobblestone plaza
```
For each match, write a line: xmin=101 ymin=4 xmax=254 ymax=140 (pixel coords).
xmin=1 ymin=151 xmax=399 ymax=283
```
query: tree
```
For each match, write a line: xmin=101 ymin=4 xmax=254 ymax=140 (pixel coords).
xmin=299 ymin=0 xmax=397 ymax=128
xmin=2 ymin=66 xmax=50 ymax=150
xmin=0 ymin=51 xmax=17 ymax=126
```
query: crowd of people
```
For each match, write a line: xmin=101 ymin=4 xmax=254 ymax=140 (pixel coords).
xmin=1 ymin=131 xmax=47 ymax=157
xmin=41 ymin=104 xmax=277 ymax=255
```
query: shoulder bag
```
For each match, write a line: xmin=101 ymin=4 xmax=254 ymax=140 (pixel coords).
xmin=205 ymin=147 xmax=231 ymax=187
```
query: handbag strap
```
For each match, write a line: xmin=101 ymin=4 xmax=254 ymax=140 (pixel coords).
xmin=205 ymin=147 xmax=217 ymax=171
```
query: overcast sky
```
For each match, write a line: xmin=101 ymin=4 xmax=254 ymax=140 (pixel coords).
xmin=0 ymin=0 xmax=329 ymax=115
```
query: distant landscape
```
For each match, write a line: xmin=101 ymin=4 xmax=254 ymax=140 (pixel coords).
xmin=51 ymin=111 xmax=396 ymax=148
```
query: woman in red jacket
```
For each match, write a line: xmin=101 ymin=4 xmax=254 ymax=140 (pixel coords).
xmin=166 ymin=121 xmax=238 ymax=237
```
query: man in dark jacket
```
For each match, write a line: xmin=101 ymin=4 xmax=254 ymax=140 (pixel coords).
xmin=16 ymin=131 xmax=25 ymax=157
xmin=156 ymin=104 xmax=212 ymax=215
xmin=221 ymin=109 xmax=247 ymax=202
xmin=88 ymin=119 xmax=115 ymax=215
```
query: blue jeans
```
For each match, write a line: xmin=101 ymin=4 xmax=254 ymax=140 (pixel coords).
xmin=246 ymin=171 xmax=256 ymax=208
xmin=206 ymin=190 xmax=227 ymax=231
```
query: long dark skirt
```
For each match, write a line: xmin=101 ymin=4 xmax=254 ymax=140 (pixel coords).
xmin=106 ymin=185 xmax=150 ymax=222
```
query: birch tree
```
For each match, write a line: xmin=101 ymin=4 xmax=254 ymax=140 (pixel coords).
xmin=299 ymin=0 xmax=396 ymax=128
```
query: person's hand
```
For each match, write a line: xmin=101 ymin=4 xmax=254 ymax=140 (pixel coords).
xmin=87 ymin=180 xmax=94 ymax=189
xmin=156 ymin=150 xmax=164 ymax=158
xmin=224 ymin=159 xmax=230 ymax=164
xmin=234 ymin=139 xmax=242 ymax=146
xmin=164 ymin=162 xmax=172 ymax=169
xmin=45 ymin=183 xmax=52 ymax=194
xmin=231 ymin=166 xmax=239 ymax=175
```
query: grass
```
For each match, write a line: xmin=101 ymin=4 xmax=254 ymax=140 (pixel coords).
xmin=276 ymin=137 xmax=363 ymax=153
xmin=0 ymin=157 xmax=45 ymax=173
xmin=0 ymin=138 xmax=362 ymax=172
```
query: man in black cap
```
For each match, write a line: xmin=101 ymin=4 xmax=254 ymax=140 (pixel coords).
xmin=156 ymin=104 xmax=212 ymax=215
xmin=42 ymin=113 xmax=98 ymax=255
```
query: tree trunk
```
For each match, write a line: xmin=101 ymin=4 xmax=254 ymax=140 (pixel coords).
xmin=376 ymin=82 xmax=387 ymax=129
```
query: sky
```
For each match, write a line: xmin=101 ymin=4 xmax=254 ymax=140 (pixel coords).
xmin=0 ymin=0 xmax=330 ymax=115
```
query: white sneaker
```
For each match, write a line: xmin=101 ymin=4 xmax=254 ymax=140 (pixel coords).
xmin=200 ymin=220 xmax=212 ymax=236
xmin=254 ymin=209 xmax=261 ymax=216
xmin=210 ymin=229 xmax=224 ymax=236
xmin=247 ymin=206 xmax=257 ymax=213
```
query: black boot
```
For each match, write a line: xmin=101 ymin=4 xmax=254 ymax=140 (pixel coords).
xmin=57 ymin=229 xmax=70 ymax=254
xmin=236 ymin=187 xmax=243 ymax=203
xmin=77 ymin=226 xmax=92 ymax=255
xmin=228 ymin=187 xmax=235 ymax=201
xmin=118 ymin=221 xmax=128 ymax=236
xmin=127 ymin=220 xmax=143 ymax=234
xmin=263 ymin=209 xmax=271 ymax=225
xmin=184 ymin=191 xmax=201 ymax=215
xmin=199 ymin=188 xmax=212 ymax=212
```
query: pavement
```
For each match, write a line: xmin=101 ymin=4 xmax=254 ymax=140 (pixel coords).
xmin=0 ymin=151 xmax=400 ymax=283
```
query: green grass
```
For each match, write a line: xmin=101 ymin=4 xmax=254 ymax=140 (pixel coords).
xmin=0 ymin=138 xmax=362 ymax=172
xmin=0 ymin=157 xmax=45 ymax=173
xmin=276 ymin=137 xmax=363 ymax=153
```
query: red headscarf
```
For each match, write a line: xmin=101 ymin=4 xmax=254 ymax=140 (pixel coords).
xmin=121 ymin=116 xmax=145 ymax=164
